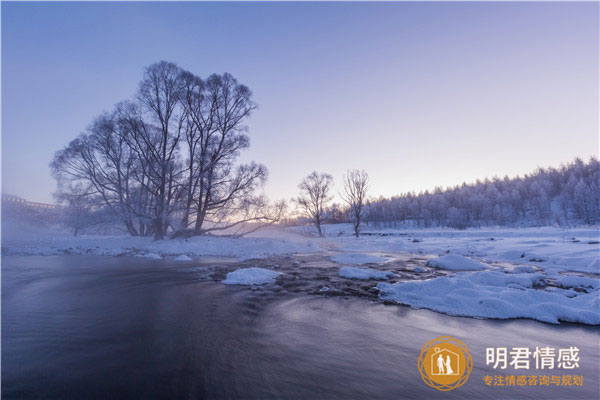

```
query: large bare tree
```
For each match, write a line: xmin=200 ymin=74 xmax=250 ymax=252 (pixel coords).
xmin=296 ymin=172 xmax=334 ymax=236
xmin=341 ymin=169 xmax=369 ymax=237
xmin=52 ymin=61 xmax=281 ymax=239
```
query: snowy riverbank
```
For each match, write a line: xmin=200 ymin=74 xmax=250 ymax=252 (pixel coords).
xmin=3 ymin=224 xmax=598 ymax=325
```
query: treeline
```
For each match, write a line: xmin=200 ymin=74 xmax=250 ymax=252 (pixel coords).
xmin=51 ymin=61 xmax=284 ymax=239
xmin=362 ymin=158 xmax=599 ymax=229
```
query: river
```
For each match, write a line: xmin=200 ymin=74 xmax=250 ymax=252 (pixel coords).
xmin=2 ymin=255 xmax=598 ymax=399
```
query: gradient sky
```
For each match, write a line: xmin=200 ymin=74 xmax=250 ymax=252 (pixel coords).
xmin=2 ymin=1 xmax=598 ymax=204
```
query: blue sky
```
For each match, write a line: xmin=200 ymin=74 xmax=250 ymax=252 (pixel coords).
xmin=2 ymin=1 xmax=598 ymax=203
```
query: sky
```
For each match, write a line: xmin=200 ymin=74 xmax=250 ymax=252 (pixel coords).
xmin=2 ymin=1 xmax=598 ymax=204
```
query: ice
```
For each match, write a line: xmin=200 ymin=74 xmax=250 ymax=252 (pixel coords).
xmin=174 ymin=254 xmax=192 ymax=262
xmin=377 ymin=271 xmax=599 ymax=325
xmin=221 ymin=267 xmax=282 ymax=285
xmin=338 ymin=266 xmax=395 ymax=280
xmin=329 ymin=253 xmax=391 ymax=265
xmin=140 ymin=253 xmax=161 ymax=259
xmin=425 ymin=254 xmax=487 ymax=270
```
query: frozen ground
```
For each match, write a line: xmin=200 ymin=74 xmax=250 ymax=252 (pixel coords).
xmin=305 ymin=224 xmax=600 ymax=275
xmin=1 ymin=224 xmax=322 ymax=260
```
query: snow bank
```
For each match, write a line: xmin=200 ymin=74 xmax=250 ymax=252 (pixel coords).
xmin=139 ymin=253 xmax=161 ymax=260
xmin=324 ymin=226 xmax=599 ymax=274
xmin=425 ymin=254 xmax=487 ymax=270
xmin=338 ymin=266 xmax=395 ymax=280
xmin=2 ymin=229 xmax=324 ymax=261
xmin=221 ymin=267 xmax=282 ymax=285
xmin=174 ymin=255 xmax=193 ymax=262
xmin=329 ymin=253 xmax=391 ymax=265
xmin=377 ymin=271 xmax=599 ymax=325
xmin=556 ymin=276 xmax=599 ymax=290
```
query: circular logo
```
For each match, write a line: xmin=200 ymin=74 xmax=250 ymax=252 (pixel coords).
xmin=418 ymin=336 xmax=473 ymax=391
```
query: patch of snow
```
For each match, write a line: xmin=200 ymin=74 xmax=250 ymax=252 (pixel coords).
xmin=1 ymin=227 xmax=324 ymax=261
xmin=556 ymin=276 xmax=599 ymax=290
xmin=174 ymin=254 xmax=192 ymax=262
xmin=377 ymin=271 xmax=599 ymax=325
xmin=221 ymin=267 xmax=281 ymax=285
xmin=329 ymin=253 xmax=391 ymax=265
xmin=140 ymin=253 xmax=161 ymax=259
xmin=412 ymin=266 xmax=426 ymax=273
xmin=338 ymin=266 xmax=395 ymax=280
xmin=425 ymin=254 xmax=487 ymax=270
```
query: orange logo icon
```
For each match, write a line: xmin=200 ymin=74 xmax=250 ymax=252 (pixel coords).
xmin=418 ymin=336 xmax=473 ymax=391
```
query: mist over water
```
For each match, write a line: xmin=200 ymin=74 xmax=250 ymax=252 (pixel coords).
xmin=2 ymin=256 xmax=598 ymax=399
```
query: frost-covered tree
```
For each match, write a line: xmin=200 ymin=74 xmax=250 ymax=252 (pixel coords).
xmin=51 ymin=61 xmax=280 ymax=239
xmin=341 ymin=169 xmax=369 ymax=237
xmin=296 ymin=172 xmax=334 ymax=236
xmin=364 ymin=157 xmax=599 ymax=229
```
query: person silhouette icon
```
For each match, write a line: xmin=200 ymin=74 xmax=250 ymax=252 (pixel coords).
xmin=437 ymin=354 xmax=445 ymax=375
xmin=445 ymin=355 xmax=454 ymax=374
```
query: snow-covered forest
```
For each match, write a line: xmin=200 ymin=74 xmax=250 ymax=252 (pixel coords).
xmin=361 ymin=157 xmax=599 ymax=229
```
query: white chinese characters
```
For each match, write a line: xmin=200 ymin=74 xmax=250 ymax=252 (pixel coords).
xmin=486 ymin=347 xmax=579 ymax=370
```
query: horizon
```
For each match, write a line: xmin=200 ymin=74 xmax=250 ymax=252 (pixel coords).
xmin=2 ymin=1 xmax=599 ymax=204
xmin=2 ymin=155 xmax=596 ymax=206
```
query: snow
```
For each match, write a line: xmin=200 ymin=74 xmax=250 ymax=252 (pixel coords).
xmin=174 ymin=254 xmax=192 ymax=262
xmin=313 ymin=225 xmax=599 ymax=274
xmin=425 ymin=254 xmax=487 ymax=270
xmin=221 ymin=267 xmax=282 ymax=285
xmin=338 ymin=266 xmax=395 ymax=280
xmin=377 ymin=270 xmax=599 ymax=325
xmin=329 ymin=253 xmax=391 ymax=265
xmin=139 ymin=252 xmax=161 ymax=260
xmin=2 ymin=228 xmax=323 ymax=260
xmin=556 ymin=276 xmax=599 ymax=290
xmin=511 ymin=266 xmax=536 ymax=273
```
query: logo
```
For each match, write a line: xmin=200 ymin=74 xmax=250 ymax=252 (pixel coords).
xmin=418 ymin=336 xmax=473 ymax=391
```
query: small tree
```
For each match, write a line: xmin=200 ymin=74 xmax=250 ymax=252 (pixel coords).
xmin=296 ymin=172 xmax=334 ymax=236
xmin=54 ymin=183 xmax=99 ymax=236
xmin=341 ymin=169 xmax=369 ymax=237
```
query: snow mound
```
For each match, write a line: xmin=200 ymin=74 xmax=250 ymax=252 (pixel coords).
xmin=556 ymin=276 xmax=599 ymax=290
xmin=222 ymin=267 xmax=282 ymax=285
xmin=412 ymin=266 xmax=426 ymax=273
xmin=377 ymin=271 xmax=599 ymax=325
xmin=330 ymin=253 xmax=391 ymax=265
xmin=174 ymin=254 xmax=192 ymax=262
xmin=587 ymin=258 xmax=600 ymax=273
xmin=425 ymin=254 xmax=487 ymax=270
xmin=338 ymin=266 xmax=395 ymax=280
xmin=140 ymin=253 xmax=161 ymax=260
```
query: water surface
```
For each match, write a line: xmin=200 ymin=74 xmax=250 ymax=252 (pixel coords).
xmin=2 ymin=255 xmax=598 ymax=399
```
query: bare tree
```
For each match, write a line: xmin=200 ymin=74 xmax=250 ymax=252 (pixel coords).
xmin=54 ymin=183 xmax=98 ymax=236
xmin=296 ymin=172 xmax=334 ymax=236
xmin=52 ymin=61 xmax=282 ymax=239
xmin=136 ymin=61 xmax=185 ymax=239
xmin=341 ymin=169 xmax=369 ymax=237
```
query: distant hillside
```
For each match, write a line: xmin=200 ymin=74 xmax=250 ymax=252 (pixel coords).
xmin=364 ymin=157 xmax=599 ymax=228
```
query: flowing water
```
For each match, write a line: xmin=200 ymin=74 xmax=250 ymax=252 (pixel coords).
xmin=2 ymin=255 xmax=599 ymax=399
